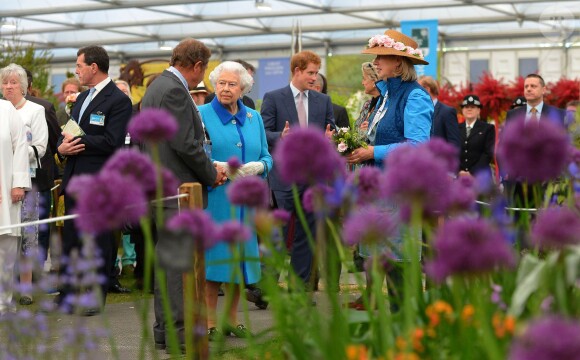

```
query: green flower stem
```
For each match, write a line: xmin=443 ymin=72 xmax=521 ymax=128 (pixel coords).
xmin=150 ymin=144 xmax=164 ymax=228
xmin=403 ymin=201 xmax=422 ymax=333
xmin=138 ymin=217 xmax=159 ymax=359
xmin=470 ymin=278 xmax=502 ymax=360
xmin=291 ymin=184 xmax=316 ymax=291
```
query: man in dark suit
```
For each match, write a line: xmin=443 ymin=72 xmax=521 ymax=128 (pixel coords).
xmin=458 ymin=95 xmax=495 ymax=178
xmin=140 ymin=38 xmax=226 ymax=349
xmin=503 ymin=73 xmax=565 ymax=209
xmin=56 ymin=45 xmax=133 ymax=315
xmin=24 ymin=70 xmax=61 ymax=272
xmin=314 ymin=73 xmax=350 ymax=128
xmin=418 ymin=76 xmax=461 ymax=151
xmin=261 ymin=50 xmax=335 ymax=289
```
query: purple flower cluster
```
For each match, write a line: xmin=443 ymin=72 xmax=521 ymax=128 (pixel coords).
xmin=227 ymin=175 xmax=269 ymax=209
xmin=509 ymin=316 xmax=580 ymax=360
xmin=128 ymin=108 xmax=178 ymax=143
xmin=102 ymin=148 xmax=157 ymax=194
xmin=444 ymin=175 xmax=477 ymax=215
xmin=348 ymin=166 xmax=383 ymax=205
xmin=273 ymin=128 xmax=345 ymax=185
xmin=382 ymin=144 xmax=451 ymax=212
xmin=227 ymin=156 xmax=242 ymax=170
xmin=424 ymin=138 xmax=459 ymax=173
xmin=531 ymin=206 xmax=580 ymax=250
xmin=342 ymin=205 xmax=396 ymax=246
xmin=166 ymin=209 xmax=219 ymax=249
xmin=218 ymin=221 xmax=251 ymax=244
xmin=68 ymin=170 xmax=148 ymax=235
xmin=426 ymin=218 xmax=515 ymax=282
xmin=497 ymin=118 xmax=569 ymax=183
xmin=363 ymin=250 xmax=397 ymax=274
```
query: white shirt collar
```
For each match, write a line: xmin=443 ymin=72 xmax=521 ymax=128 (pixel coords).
xmin=290 ymin=82 xmax=309 ymax=98
xmin=91 ymin=77 xmax=111 ymax=98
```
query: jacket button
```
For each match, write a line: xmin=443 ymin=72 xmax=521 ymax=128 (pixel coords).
xmin=236 ymin=142 xmax=242 ymax=148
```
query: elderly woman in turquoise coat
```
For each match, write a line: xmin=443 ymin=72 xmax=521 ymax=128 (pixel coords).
xmin=199 ymin=61 xmax=273 ymax=338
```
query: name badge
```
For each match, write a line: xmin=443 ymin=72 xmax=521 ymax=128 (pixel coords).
xmin=90 ymin=112 xmax=105 ymax=126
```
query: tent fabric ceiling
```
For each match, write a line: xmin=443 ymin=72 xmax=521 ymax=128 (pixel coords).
xmin=1 ymin=0 xmax=579 ymax=62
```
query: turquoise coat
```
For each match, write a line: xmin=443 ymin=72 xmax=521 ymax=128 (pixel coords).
xmin=199 ymin=98 xmax=273 ymax=284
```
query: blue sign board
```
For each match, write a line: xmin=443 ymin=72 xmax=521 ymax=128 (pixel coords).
xmin=401 ymin=20 xmax=438 ymax=78
xmin=256 ymin=57 xmax=290 ymax=99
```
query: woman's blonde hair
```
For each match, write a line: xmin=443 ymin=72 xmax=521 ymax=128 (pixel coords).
xmin=361 ymin=62 xmax=379 ymax=82
xmin=393 ymin=56 xmax=418 ymax=82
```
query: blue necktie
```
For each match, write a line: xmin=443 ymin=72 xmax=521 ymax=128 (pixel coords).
xmin=78 ymin=88 xmax=96 ymax=123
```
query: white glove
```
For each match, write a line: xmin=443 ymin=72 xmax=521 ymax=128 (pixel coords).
xmin=237 ymin=161 xmax=265 ymax=177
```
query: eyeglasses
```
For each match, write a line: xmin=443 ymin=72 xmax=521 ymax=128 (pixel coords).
xmin=216 ymin=80 xmax=239 ymax=89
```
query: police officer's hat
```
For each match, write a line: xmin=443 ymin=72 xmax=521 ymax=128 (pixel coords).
xmin=461 ymin=94 xmax=482 ymax=108
xmin=510 ymin=96 xmax=527 ymax=109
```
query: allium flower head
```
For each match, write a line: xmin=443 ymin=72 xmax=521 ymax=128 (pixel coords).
xmin=423 ymin=138 xmax=459 ymax=173
xmin=347 ymin=166 xmax=384 ymax=205
xmin=509 ymin=316 xmax=580 ymax=360
xmin=128 ymin=108 xmax=178 ymax=143
xmin=274 ymin=128 xmax=345 ymax=185
xmin=227 ymin=157 xmax=242 ymax=170
xmin=444 ymin=175 xmax=477 ymax=215
xmin=157 ymin=167 xmax=179 ymax=198
xmin=102 ymin=148 xmax=156 ymax=194
xmin=343 ymin=205 xmax=396 ymax=246
xmin=69 ymin=171 xmax=148 ymax=235
xmin=166 ymin=209 xmax=219 ymax=249
xmin=497 ymin=118 xmax=569 ymax=183
xmin=218 ymin=221 xmax=251 ymax=244
xmin=530 ymin=206 xmax=580 ymax=250
xmin=363 ymin=251 xmax=398 ymax=274
xmin=227 ymin=175 xmax=269 ymax=209
xmin=382 ymin=144 xmax=451 ymax=211
xmin=426 ymin=218 xmax=515 ymax=282
xmin=272 ymin=209 xmax=291 ymax=224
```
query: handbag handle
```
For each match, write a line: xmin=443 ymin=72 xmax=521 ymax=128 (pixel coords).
xmin=32 ymin=145 xmax=42 ymax=168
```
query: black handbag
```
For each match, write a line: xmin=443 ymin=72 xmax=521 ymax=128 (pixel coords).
xmin=32 ymin=146 xmax=51 ymax=191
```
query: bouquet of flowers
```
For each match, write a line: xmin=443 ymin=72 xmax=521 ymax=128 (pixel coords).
xmin=65 ymin=92 xmax=79 ymax=116
xmin=332 ymin=126 xmax=367 ymax=154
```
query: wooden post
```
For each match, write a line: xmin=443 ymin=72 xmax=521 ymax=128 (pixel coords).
xmin=179 ymin=183 xmax=208 ymax=360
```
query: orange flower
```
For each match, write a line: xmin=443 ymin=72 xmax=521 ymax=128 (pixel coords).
xmin=426 ymin=301 xmax=453 ymax=328
xmin=412 ymin=328 xmax=425 ymax=353
xmin=492 ymin=313 xmax=516 ymax=338
xmin=346 ymin=344 xmax=369 ymax=360
xmin=393 ymin=353 xmax=420 ymax=360
xmin=461 ymin=304 xmax=475 ymax=324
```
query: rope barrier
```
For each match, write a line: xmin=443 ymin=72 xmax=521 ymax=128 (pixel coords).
xmin=474 ymin=200 xmax=538 ymax=212
xmin=0 ymin=193 xmax=189 ymax=232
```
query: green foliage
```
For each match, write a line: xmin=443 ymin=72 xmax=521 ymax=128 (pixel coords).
xmin=327 ymin=54 xmax=371 ymax=107
xmin=0 ymin=41 xmax=54 ymax=101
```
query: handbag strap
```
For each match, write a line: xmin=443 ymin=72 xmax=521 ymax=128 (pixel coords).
xmin=32 ymin=145 xmax=41 ymax=168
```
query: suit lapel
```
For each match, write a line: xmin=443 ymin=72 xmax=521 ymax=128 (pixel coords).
xmin=283 ymin=86 xmax=299 ymax=126
xmin=459 ymin=122 xmax=467 ymax=140
xmin=308 ymin=91 xmax=319 ymax=127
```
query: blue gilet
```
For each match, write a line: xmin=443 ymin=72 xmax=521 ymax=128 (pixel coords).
xmin=374 ymin=77 xmax=428 ymax=146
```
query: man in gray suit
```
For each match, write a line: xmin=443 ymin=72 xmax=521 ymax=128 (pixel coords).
xmin=261 ymin=50 xmax=335 ymax=290
xmin=140 ymin=38 xmax=226 ymax=350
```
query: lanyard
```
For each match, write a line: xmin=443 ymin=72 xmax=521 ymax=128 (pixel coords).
xmin=367 ymin=94 xmax=388 ymax=137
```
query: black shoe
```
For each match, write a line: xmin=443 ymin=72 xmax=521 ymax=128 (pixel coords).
xmin=81 ymin=308 xmax=101 ymax=316
xmin=245 ymin=288 xmax=268 ymax=310
xmin=19 ymin=296 xmax=34 ymax=306
xmin=108 ymin=283 xmax=132 ymax=294
xmin=207 ymin=327 xmax=222 ymax=342
xmin=154 ymin=341 xmax=165 ymax=350
xmin=218 ymin=287 xmax=225 ymax=296
xmin=225 ymin=324 xmax=251 ymax=338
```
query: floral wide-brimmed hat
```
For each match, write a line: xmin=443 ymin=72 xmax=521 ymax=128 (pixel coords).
xmin=361 ymin=29 xmax=429 ymax=66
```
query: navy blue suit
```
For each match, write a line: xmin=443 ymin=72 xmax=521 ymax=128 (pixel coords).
xmin=57 ymin=80 xmax=133 ymax=308
xmin=261 ymin=85 xmax=335 ymax=285
xmin=505 ymin=103 xmax=565 ymax=127
xmin=431 ymin=101 xmax=461 ymax=150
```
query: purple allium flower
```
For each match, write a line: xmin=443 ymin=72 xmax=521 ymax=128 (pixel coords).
xmin=342 ymin=205 xmax=396 ymax=246
xmin=497 ymin=118 xmax=569 ymax=183
xmin=509 ymin=316 xmax=580 ymax=360
xmin=382 ymin=144 xmax=451 ymax=211
xmin=157 ymin=167 xmax=179 ymax=198
xmin=69 ymin=171 xmax=148 ymax=235
xmin=226 ymin=175 xmax=269 ymax=209
xmin=102 ymin=148 xmax=157 ymax=194
xmin=423 ymin=138 xmax=459 ymax=173
xmin=166 ymin=209 xmax=219 ymax=249
xmin=444 ymin=175 xmax=477 ymax=215
xmin=272 ymin=209 xmax=291 ymax=223
xmin=530 ymin=206 xmax=580 ymax=250
xmin=128 ymin=108 xmax=178 ymax=143
xmin=348 ymin=166 xmax=383 ymax=205
xmin=218 ymin=221 xmax=251 ymax=244
xmin=273 ymin=128 xmax=345 ymax=185
xmin=227 ymin=156 xmax=242 ymax=170
xmin=426 ymin=218 xmax=515 ymax=282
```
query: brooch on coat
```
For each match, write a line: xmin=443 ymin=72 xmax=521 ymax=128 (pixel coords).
xmin=247 ymin=112 xmax=253 ymax=123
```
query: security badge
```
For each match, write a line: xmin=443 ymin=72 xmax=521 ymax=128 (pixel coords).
xmin=90 ymin=111 xmax=105 ymax=126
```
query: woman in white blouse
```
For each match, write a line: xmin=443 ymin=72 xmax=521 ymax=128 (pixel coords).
xmin=0 ymin=63 xmax=48 ymax=306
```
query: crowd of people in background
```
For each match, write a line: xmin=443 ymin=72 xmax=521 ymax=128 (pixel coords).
xmin=0 ymin=27 xmax=573 ymax=353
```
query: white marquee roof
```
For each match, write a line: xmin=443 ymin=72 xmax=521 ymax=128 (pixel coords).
xmin=1 ymin=0 xmax=579 ymax=63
